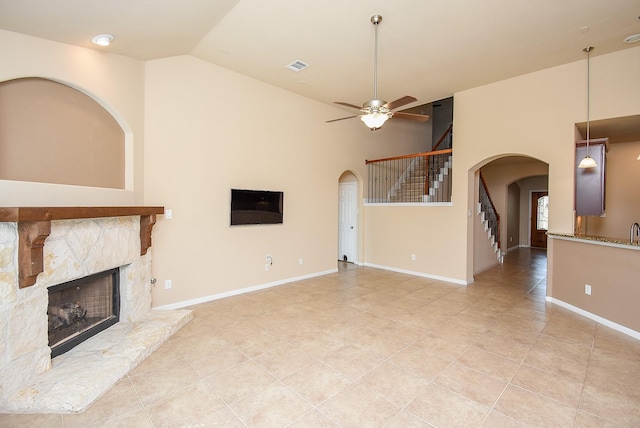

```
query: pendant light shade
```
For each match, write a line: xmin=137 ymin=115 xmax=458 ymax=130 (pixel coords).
xmin=578 ymin=47 xmax=597 ymax=169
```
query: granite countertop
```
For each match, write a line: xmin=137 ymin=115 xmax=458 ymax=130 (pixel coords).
xmin=548 ymin=232 xmax=640 ymax=249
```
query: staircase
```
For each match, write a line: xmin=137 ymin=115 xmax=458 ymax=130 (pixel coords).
xmin=477 ymin=202 xmax=503 ymax=263
xmin=425 ymin=155 xmax=452 ymax=202
xmin=478 ymin=171 xmax=503 ymax=263
xmin=388 ymin=155 xmax=453 ymax=202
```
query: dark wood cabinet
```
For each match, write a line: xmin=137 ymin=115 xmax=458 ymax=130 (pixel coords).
xmin=575 ymin=138 xmax=608 ymax=216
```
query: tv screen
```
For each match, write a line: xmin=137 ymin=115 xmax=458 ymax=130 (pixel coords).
xmin=230 ymin=189 xmax=284 ymax=225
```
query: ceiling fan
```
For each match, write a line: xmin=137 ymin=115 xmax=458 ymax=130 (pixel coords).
xmin=327 ymin=15 xmax=430 ymax=131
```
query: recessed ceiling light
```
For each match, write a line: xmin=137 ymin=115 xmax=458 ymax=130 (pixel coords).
xmin=623 ymin=33 xmax=640 ymax=44
xmin=91 ymin=34 xmax=114 ymax=46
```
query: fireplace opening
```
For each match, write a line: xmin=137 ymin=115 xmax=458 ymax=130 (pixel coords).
xmin=48 ymin=268 xmax=120 ymax=358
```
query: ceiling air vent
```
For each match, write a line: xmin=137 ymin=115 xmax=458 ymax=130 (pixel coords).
xmin=286 ymin=60 xmax=309 ymax=72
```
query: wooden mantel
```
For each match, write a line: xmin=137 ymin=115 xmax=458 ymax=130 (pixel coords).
xmin=0 ymin=207 xmax=164 ymax=288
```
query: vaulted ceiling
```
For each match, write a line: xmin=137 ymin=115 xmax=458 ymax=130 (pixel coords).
xmin=1 ymin=0 xmax=639 ymax=113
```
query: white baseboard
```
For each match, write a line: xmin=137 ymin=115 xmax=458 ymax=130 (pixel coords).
xmin=153 ymin=268 xmax=338 ymax=310
xmin=363 ymin=263 xmax=469 ymax=285
xmin=546 ymin=297 xmax=640 ymax=340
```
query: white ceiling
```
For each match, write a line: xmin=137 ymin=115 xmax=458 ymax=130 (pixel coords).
xmin=1 ymin=0 xmax=639 ymax=113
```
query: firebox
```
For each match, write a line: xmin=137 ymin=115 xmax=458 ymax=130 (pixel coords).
xmin=48 ymin=268 xmax=120 ymax=358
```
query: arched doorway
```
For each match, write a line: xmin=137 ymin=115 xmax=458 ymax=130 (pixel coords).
xmin=473 ymin=156 xmax=549 ymax=275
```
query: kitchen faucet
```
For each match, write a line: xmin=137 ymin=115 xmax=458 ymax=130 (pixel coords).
xmin=631 ymin=223 xmax=640 ymax=244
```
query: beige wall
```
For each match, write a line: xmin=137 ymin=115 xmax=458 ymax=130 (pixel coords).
xmin=143 ymin=55 xmax=429 ymax=307
xmin=507 ymin=182 xmax=520 ymax=249
xmin=0 ymin=30 xmax=145 ymax=206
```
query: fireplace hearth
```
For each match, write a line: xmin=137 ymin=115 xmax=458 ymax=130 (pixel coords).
xmin=48 ymin=267 xmax=120 ymax=358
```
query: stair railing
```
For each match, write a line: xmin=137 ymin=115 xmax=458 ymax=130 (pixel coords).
xmin=479 ymin=171 xmax=500 ymax=250
xmin=366 ymin=148 xmax=452 ymax=203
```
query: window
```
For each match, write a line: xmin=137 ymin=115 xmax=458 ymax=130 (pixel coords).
xmin=536 ymin=195 xmax=549 ymax=230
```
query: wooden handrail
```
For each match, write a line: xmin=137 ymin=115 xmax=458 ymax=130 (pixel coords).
xmin=365 ymin=148 xmax=452 ymax=165
xmin=432 ymin=124 xmax=453 ymax=151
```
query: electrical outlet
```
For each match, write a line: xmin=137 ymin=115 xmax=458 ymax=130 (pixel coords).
xmin=298 ymin=258 xmax=303 ymax=265
xmin=265 ymin=263 xmax=271 ymax=271
xmin=411 ymin=254 xmax=416 ymax=261
xmin=165 ymin=279 xmax=172 ymax=290
xmin=585 ymin=284 xmax=592 ymax=295
xmin=165 ymin=209 xmax=173 ymax=219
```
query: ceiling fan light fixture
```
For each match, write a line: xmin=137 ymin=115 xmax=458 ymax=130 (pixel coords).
xmin=361 ymin=111 xmax=391 ymax=130
xmin=91 ymin=34 xmax=114 ymax=46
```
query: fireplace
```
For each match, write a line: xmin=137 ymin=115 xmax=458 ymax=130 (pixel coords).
xmin=0 ymin=207 xmax=193 ymax=414
xmin=48 ymin=268 xmax=120 ymax=358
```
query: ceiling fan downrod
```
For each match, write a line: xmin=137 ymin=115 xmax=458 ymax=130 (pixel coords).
xmin=371 ymin=15 xmax=382 ymax=103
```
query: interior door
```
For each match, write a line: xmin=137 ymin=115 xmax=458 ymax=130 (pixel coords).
xmin=338 ymin=182 xmax=357 ymax=262
xmin=531 ymin=191 xmax=548 ymax=248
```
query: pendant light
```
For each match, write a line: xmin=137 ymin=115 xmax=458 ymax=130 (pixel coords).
xmin=578 ymin=47 xmax=597 ymax=169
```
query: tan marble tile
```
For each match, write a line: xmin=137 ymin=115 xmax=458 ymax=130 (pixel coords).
xmin=288 ymin=410 xmax=340 ymax=427
xmin=128 ymin=358 xmax=201 ymax=403
xmin=230 ymin=382 xmax=313 ymax=427
xmin=527 ymin=333 xmax=592 ymax=365
xmin=318 ymin=383 xmax=400 ymax=428
xmin=144 ymin=381 xmax=228 ymax=427
xmin=387 ymin=345 xmax=452 ymax=381
xmin=574 ymin=410 xmax=625 ymax=427
xmin=317 ymin=343 xmax=384 ymax=380
xmin=281 ymin=360 xmax=352 ymax=406
xmin=254 ymin=344 xmax=315 ymax=379
xmin=412 ymin=333 xmax=470 ymax=360
xmin=183 ymin=346 xmax=248 ymax=377
xmin=455 ymin=347 xmax=521 ymax=382
xmin=0 ymin=413 xmax=64 ymax=428
xmin=435 ymin=363 xmax=507 ymax=408
xmin=472 ymin=332 xmax=532 ymax=363
xmin=385 ymin=410 xmax=434 ymax=427
xmin=406 ymin=383 xmax=490 ymax=427
xmin=523 ymin=344 xmax=589 ymax=381
xmin=494 ymin=385 xmax=577 ymax=427
xmin=92 ymin=405 xmax=153 ymax=428
xmin=511 ymin=363 xmax=584 ymax=407
xmin=359 ymin=362 xmax=429 ymax=407
xmin=580 ymin=384 xmax=640 ymax=426
xmin=481 ymin=410 xmax=529 ymax=427
xmin=204 ymin=359 xmax=276 ymax=404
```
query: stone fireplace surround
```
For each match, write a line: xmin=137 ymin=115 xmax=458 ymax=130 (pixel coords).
xmin=0 ymin=207 xmax=193 ymax=413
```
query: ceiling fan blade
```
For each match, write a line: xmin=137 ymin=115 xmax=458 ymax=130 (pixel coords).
xmin=384 ymin=96 xmax=418 ymax=111
xmin=326 ymin=115 xmax=359 ymax=123
xmin=334 ymin=102 xmax=363 ymax=110
xmin=392 ymin=112 xmax=430 ymax=122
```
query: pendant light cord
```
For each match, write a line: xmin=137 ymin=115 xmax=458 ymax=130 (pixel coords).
xmin=585 ymin=47 xmax=593 ymax=157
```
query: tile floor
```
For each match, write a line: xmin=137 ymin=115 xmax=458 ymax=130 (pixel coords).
xmin=2 ymin=248 xmax=640 ymax=427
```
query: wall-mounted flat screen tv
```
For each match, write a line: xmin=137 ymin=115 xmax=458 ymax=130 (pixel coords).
xmin=230 ymin=189 xmax=284 ymax=226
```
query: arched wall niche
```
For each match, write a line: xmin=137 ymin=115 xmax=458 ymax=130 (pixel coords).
xmin=0 ymin=77 xmax=126 ymax=189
